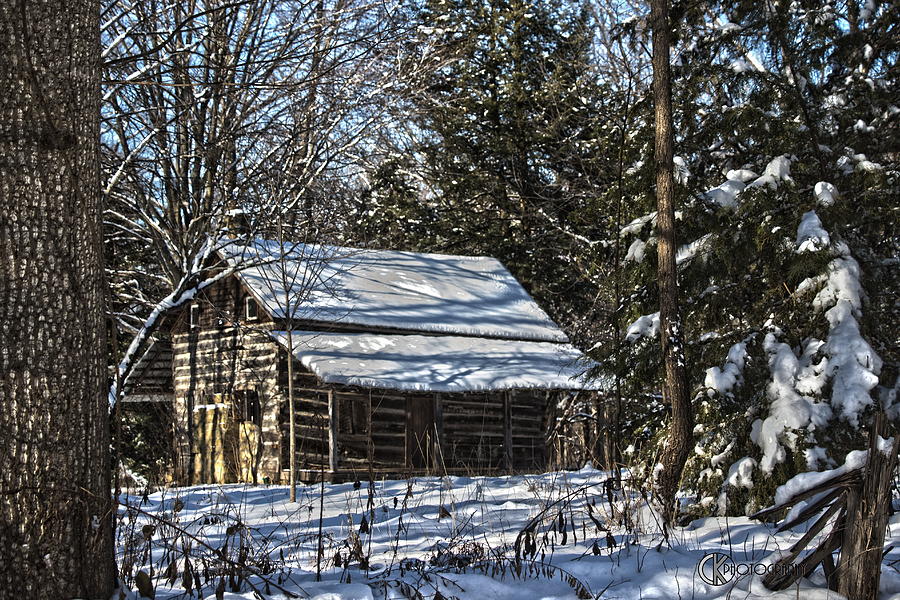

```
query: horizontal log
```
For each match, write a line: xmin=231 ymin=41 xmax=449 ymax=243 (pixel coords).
xmin=370 ymin=405 xmax=406 ymax=416
xmin=443 ymin=402 xmax=504 ymax=412
xmin=172 ymin=342 xmax=276 ymax=357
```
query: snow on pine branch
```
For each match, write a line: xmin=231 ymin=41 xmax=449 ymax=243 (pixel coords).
xmin=621 ymin=155 xmax=799 ymax=350
xmin=702 ymin=168 xmax=758 ymax=210
xmin=624 ymin=238 xmax=649 ymax=263
xmin=717 ymin=456 xmax=758 ymax=513
xmin=749 ymin=188 xmax=883 ymax=474
xmin=813 ymin=251 xmax=882 ymax=427
xmin=752 ymin=332 xmax=833 ymax=473
xmin=795 ymin=211 xmax=830 ymax=253
xmin=675 ymin=233 xmax=713 ymax=265
xmin=625 ymin=312 xmax=659 ymax=343
xmin=703 ymin=340 xmax=750 ymax=398
xmin=620 ymin=211 xmax=658 ymax=237
xmin=620 ymin=156 xmax=791 ymax=271
xmin=622 ymin=233 xmax=712 ymax=266
xmin=701 ymin=155 xmax=792 ymax=210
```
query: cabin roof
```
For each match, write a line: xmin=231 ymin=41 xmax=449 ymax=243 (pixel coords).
xmin=270 ymin=330 xmax=601 ymax=393
xmin=220 ymin=239 xmax=568 ymax=343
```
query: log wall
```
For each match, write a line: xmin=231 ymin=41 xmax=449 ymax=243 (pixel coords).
xmin=172 ymin=275 xmax=282 ymax=484
xmin=277 ymin=367 xmax=549 ymax=479
xmin=172 ymin=273 xmax=553 ymax=483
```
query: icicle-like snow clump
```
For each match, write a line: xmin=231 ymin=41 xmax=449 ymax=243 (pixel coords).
xmin=625 ymin=312 xmax=660 ymax=343
xmin=704 ymin=342 xmax=749 ymax=397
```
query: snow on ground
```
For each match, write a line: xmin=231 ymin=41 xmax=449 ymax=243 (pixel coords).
xmin=115 ymin=466 xmax=900 ymax=600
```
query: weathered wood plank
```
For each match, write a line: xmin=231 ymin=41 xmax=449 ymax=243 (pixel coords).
xmin=503 ymin=391 xmax=513 ymax=472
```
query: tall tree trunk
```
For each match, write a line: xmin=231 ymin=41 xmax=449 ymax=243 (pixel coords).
xmin=276 ymin=220 xmax=298 ymax=503
xmin=650 ymin=0 xmax=693 ymax=533
xmin=0 ymin=0 xmax=115 ymax=597
xmin=287 ymin=329 xmax=297 ymax=502
xmin=607 ymin=83 xmax=634 ymax=475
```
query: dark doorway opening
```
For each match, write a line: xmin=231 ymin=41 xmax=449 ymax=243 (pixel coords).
xmin=406 ymin=397 xmax=436 ymax=469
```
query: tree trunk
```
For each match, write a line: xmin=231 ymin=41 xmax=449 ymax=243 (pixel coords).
xmin=287 ymin=329 xmax=297 ymax=502
xmin=275 ymin=219 xmax=299 ymax=502
xmin=837 ymin=413 xmax=897 ymax=600
xmin=0 ymin=0 xmax=116 ymax=597
xmin=650 ymin=0 xmax=693 ymax=532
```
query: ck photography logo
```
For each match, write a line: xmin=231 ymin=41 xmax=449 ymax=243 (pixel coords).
xmin=697 ymin=552 xmax=798 ymax=586
xmin=697 ymin=553 xmax=735 ymax=586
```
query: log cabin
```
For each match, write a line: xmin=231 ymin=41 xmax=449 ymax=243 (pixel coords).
xmin=124 ymin=239 xmax=601 ymax=484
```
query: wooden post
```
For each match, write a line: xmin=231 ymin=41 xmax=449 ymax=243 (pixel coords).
xmin=503 ymin=391 xmax=513 ymax=473
xmin=327 ymin=389 xmax=339 ymax=473
xmin=837 ymin=413 xmax=897 ymax=599
xmin=367 ymin=390 xmax=374 ymax=467
xmin=433 ymin=393 xmax=444 ymax=470
xmin=404 ymin=399 xmax=411 ymax=469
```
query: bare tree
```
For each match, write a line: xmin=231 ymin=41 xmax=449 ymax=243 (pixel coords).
xmin=281 ymin=224 xmax=301 ymax=504
xmin=245 ymin=201 xmax=343 ymax=500
xmin=266 ymin=223 xmax=330 ymax=503
xmin=101 ymin=0 xmax=439 ymax=401
xmin=590 ymin=0 xmax=652 ymax=92
xmin=650 ymin=0 xmax=692 ymax=532
xmin=0 ymin=0 xmax=116 ymax=596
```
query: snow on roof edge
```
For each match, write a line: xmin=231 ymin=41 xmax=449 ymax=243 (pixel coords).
xmin=271 ymin=330 xmax=605 ymax=393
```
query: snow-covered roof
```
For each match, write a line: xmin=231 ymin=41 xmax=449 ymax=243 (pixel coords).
xmin=220 ymin=239 xmax=568 ymax=343
xmin=270 ymin=331 xmax=601 ymax=392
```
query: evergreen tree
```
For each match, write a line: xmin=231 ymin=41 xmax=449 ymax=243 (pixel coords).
xmin=604 ymin=0 xmax=898 ymax=515
xmin=358 ymin=0 xmax=620 ymax=345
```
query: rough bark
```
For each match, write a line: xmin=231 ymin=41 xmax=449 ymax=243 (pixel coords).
xmin=837 ymin=413 xmax=897 ymax=600
xmin=0 ymin=0 xmax=115 ymax=597
xmin=650 ymin=0 xmax=693 ymax=532
xmin=752 ymin=414 xmax=896 ymax=597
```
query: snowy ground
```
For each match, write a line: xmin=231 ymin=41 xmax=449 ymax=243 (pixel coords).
xmin=116 ymin=466 xmax=900 ymax=600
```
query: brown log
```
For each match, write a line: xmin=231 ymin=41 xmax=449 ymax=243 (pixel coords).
xmin=503 ymin=391 xmax=513 ymax=472
xmin=328 ymin=389 xmax=339 ymax=472
xmin=776 ymin=486 xmax=846 ymax=532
